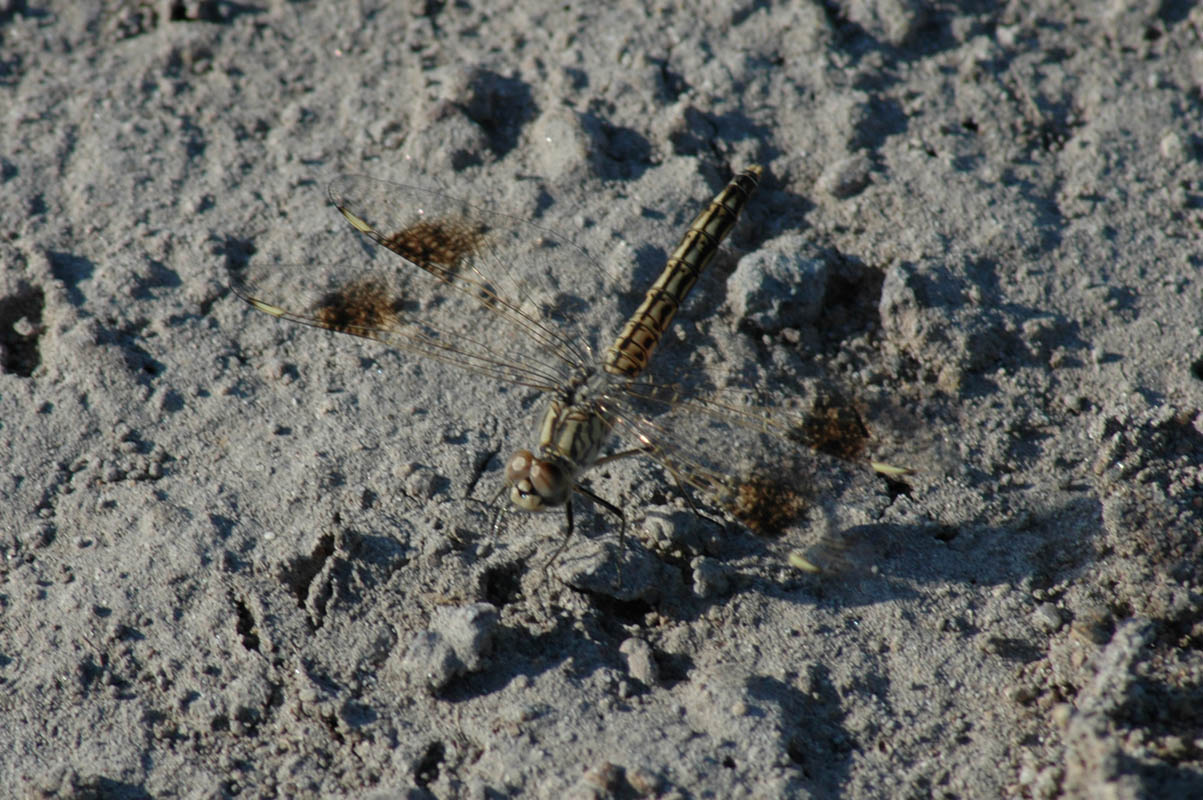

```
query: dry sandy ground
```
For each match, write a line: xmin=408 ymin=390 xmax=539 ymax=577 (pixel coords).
xmin=2 ymin=1 xmax=1203 ymax=798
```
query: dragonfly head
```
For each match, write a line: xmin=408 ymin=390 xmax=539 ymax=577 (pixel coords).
xmin=505 ymin=449 xmax=572 ymax=510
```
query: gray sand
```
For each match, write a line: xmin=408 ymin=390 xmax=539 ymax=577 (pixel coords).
xmin=2 ymin=1 xmax=1202 ymax=797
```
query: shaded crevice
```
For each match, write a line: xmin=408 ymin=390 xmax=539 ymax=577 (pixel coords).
xmin=414 ymin=740 xmax=446 ymax=788
xmin=460 ymin=69 xmax=536 ymax=159
xmin=0 ymin=283 xmax=44 ymax=377
xmin=481 ymin=562 xmax=523 ymax=607
xmin=279 ymin=533 xmax=336 ymax=609
xmin=233 ymin=595 xmax=261 ymax=652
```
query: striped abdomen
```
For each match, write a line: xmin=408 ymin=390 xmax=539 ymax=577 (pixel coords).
xmin=602 ymin=165 xmax=762 ymax=378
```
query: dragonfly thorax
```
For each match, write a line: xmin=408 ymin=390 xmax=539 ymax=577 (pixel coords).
xmin=508 ymin=385 xmax=615 ymax=512
xmin=505 ymin=449 xmax=574 ymax=510
xmin=558 ymin=366 xmax=613 ymax=405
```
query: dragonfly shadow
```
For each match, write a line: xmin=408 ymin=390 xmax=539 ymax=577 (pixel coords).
xmin=778 ymin=495 xmax=1110 ymax=608
xmin=421 ymin=498 xmax=1111 ymax=701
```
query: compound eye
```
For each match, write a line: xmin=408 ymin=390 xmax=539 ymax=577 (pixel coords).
xmin=529 ymin=460 xmax=564 ymax=498
xmin=529 ymin=460 xmax=571 ymax=506
xmin=506 ymin=450 xmax=544 ymax=511
xmin=505 ymin=450 xmax=534 ymax=485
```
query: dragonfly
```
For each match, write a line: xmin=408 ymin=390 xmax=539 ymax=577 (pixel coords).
xmin=230 ymin=165 xmax=903 ymax=576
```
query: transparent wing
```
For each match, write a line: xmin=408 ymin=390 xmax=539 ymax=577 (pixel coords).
xmin=598 ymin=377 xmax=904 ymax=570
xmin=229 ymin=173 xmax=616 ymax=391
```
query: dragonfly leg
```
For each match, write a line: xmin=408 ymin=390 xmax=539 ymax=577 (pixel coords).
xmin=662 ymin=463 xmax=728 ymax=538
xmin=535 ymin=485 xmax=629 ymax=588
xmin=572 ymin=485 xmax=627 ymax=588
xmin=539 ymin=498 xmax=576 ymax=585
xmin=488 ymin=482 xmax=509 ymax=539
xmin=574 ymin=485 xmax=626 ymax=547
xmin=597 ymin=446 xmax=726 ymax=536
xmin=592 ymin=448 xmax=647 ymax=467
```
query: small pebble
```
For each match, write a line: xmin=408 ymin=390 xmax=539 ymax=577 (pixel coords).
xmin=619 ymin=637 xmax=659 ymax=686
xmin=1032 ymin=602 xmax=1064 ymax=633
